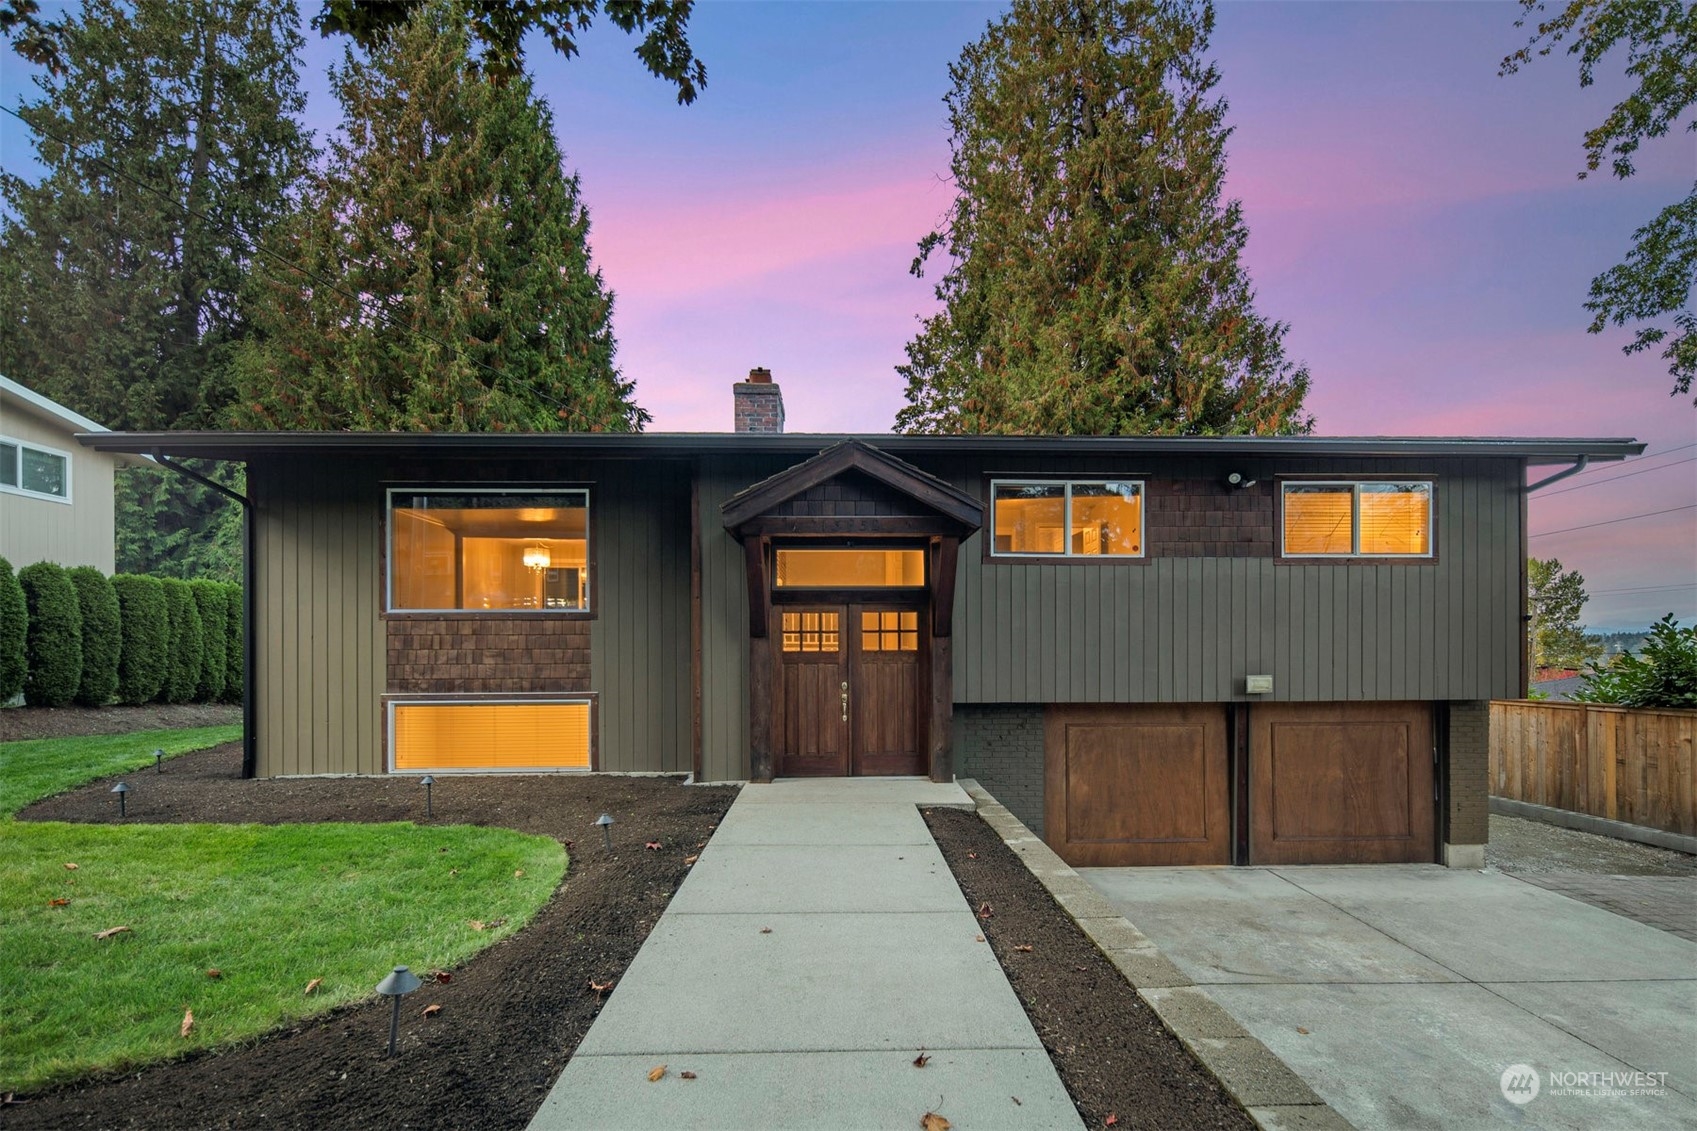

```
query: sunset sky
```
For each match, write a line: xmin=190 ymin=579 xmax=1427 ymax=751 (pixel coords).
xmin=4 ymin=1 xmax=1693 ymax=627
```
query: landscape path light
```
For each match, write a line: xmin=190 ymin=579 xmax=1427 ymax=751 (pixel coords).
xmin=111 ymin=781 xmax=129 ymax=818
xmin=375 ymin=965 xmax=423 ymax=1056
xmin=153 ymin=748 xmax=164 ymax=773
xmin=420 ymin=775 xmax=435 ymax=819
xmin=596 ymin=813 xmax=615 ymax=851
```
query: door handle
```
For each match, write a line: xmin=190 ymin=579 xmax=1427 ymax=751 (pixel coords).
xmin=841 ymin=681 xmax=849 ymax=723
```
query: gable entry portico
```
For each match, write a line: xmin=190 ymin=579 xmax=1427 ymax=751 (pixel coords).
xmin=722 ymin=441 xmax=983 ymax=783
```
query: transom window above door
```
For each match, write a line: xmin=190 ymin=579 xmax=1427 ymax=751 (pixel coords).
xmin=991 ymin=480 xmax=1143 ymax=557
xmin=774 ymin=548 xmax=924 ymax=588
xmin=388 ymin=489 xmax=589 ymax=612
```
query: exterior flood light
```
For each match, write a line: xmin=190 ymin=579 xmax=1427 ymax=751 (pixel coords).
xmin=1226 ymin=472 xmax=1258 ymax=489
xmin=153 ymin=748 xmax=164 ymax=773
xmin=420 ymin=775 xmax=435 ymax=819
xmin=375 ymin=965 xmax=423 ymax=1056
xmin=596 ymin=813 xmax=615 ymax=851
xmin=111 ymin=781 xmax=129 ymax=818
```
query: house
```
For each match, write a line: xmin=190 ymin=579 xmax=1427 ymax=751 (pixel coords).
xmin=76 ymin=371 xmax=1642 ymax=869
xmin=0 ymin=375 xmax=142 ymax=573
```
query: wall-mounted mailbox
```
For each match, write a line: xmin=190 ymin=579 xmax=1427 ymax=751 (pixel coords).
xmin=1245 ymin=674 xmax=1273 ymax=695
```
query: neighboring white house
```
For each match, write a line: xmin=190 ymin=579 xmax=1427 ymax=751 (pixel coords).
xmin=0 ymin=375 xmax=143 ymax=572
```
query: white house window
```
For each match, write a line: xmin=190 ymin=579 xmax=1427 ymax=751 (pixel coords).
xmin=0 ymin=436 xmax=70 ymax=501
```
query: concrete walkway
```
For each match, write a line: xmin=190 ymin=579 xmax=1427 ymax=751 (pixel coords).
xmin=1082 ymin=865 xmax=1697 ymax=1131
xmin=530 ymin=779 xmax=1080 ymax=1131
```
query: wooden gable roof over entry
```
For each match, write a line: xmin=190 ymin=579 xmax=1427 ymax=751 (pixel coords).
xmin=720 ymin=439 xmax=983 ymax=540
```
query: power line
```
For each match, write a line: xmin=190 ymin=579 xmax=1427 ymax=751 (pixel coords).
xmin=1560 ymin=441 xmax=1697 ymax=480
xmin=1530 ymin=504 xmax=1697 ymax=538
xmin=0 ymin=101 xmax=596 ymax=426
xmin=1537 ymin=454 xmax=1697 ymax=497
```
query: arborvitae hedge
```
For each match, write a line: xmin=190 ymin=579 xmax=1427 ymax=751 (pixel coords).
xmin=112 ymin=574 xmax=168 ymax=705
xmin=159 ymin=578 xmax=204 ymax=704
xmin=68 ymin=566 xmax=121 ymax=706
xmin=19 ymin=562 xmax=83 ymax=707
xmin=0 ymin=556 xmax=25 ymax=702
xmin=190 ymin=579 xmax=227 ymax=703
xmin=222 ymin=581 xmax=243 ymax=703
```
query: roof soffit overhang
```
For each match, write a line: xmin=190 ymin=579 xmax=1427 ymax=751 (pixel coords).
xmin=720 ymin=439 xmax=984 ymax=541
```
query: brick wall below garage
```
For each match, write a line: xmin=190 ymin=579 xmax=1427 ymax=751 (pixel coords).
xmin=1448 ymin=700 xmax=1489 ymax=846
xmin=956 ymin=704 xmax=1046 ymax=835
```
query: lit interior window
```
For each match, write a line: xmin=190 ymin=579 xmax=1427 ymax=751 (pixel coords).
xmin=993 ymin=482 xmax=1142 ymax=556
xmin=774 ymin=549 xmax=924 ymax=587
xmin=1283 ymin=482 xmax=1431 ymax=557
xmin=390 ymin=491 xmax=588 ymax=611
xmin=392 ymin=701 xmax=590 ymax=770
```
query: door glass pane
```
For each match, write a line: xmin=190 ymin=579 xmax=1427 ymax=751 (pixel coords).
xmin=1283 ymin=485 xmax=1354 ymax=554
xmin=1359 ymin=483 xmax=1431 ymax=555
xmin=784 ymin=610 xmax=839 ymax=653
xmin=860 ymin=611 xmax=881 ymax=652
xmin=1070 ymin=482 xmax=1142 ymax=555
xmin=774 ymin=549 xmax=924 ymax=587
xmin=993 ymin=484 xmax=1066 ymax=554
xmin=19 ymin=447 xmax=66 ymax=497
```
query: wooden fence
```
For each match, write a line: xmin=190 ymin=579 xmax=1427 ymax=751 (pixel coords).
xmin=1489 ymin=700 xmax=1697 ymax=837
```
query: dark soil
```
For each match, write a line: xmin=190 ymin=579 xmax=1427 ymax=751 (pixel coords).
xmin=6 ymin=742 xmax=738 ymax=1130
xmin=924 ymin=808 xmax=1252 ymax=1131
xmin=0 ymin=703 xmax=242 ymax=743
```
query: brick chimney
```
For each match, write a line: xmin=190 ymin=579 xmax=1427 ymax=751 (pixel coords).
xmin=733 ymin=367 xmax=785 ymax=433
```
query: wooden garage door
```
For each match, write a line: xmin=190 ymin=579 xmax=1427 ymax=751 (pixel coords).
xmin=1045 ymin=705 xmax=1230 ymax=866
xmin=1250 ymin=703 xmax=1434 ymax=864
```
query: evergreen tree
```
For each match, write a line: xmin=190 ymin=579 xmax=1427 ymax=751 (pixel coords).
xmin=0 ymin=0 xmax=312 ymax=577
xmin=898 ymin=0 xmax=1310 ymax=436
xmin=1528 ymin=557 xmax=1604 ymax=672
xmin=230 ymin=1 xmax=646 ymax=433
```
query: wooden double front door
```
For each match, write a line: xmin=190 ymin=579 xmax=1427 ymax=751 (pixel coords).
xmin=776 ymin=605 xmax=925 ymax=777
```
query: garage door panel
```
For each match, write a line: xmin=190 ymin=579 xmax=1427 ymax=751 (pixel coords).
xmin=1252 ymin=704 xmax=1434 ymax=865
xmin=1046 ymin=705 xmax=1230 ymax=866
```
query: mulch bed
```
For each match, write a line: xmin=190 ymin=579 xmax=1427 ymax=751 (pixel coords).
xmin=6 ymin=743 xmax=737 ymax=1130
xmin=1 ymin=704 xmax=242 ymax=743
xmin=923 ymin=808 xmax=1252 ymax=1131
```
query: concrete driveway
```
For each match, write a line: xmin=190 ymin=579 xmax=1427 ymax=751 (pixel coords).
xmin=1080 ymin=865 xmax=1697 ymax=1131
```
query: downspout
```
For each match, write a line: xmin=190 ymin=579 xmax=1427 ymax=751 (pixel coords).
xmin=1525 ymin=456 xmax=1588 ymax=493
xmin=152 ymin=451 xmax=257 ymax=780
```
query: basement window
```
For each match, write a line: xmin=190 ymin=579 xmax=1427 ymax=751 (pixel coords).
xmin=991 ymin=480 xmax=1143 ymax=556
xmin=1282 ymin=481 xmax=1433 ymax=557
xmin=388 ymin=489 xmax=589 ymax=612
xmin=390 ymin=699 xmax=591 ymax=772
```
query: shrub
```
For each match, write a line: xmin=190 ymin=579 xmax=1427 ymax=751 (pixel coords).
xmin=0 ymin=556 xmax=25 ymax=701
xmin=112 ymin=575 xmax=168 ymax=705
xmin=159 ymin=579 xmax=204 ymax=704
xmin=222 ymin=582 xmax=243 ymax=704
xmin=67 ymin=567 xmax=121 ymax=707
xmin=1575 ymin=615 xmax=1697 ymax=710
xmin=18 ymin=562 xmax=82 ymax=707
xmin=190 ymin=580 xmax=228 ymax=703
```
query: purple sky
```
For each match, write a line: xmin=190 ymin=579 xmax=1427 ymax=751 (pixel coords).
xmin=4 ymin=2 xmax=1692 ymax=628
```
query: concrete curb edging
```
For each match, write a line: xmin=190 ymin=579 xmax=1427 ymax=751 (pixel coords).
xmin=1490 ymin=796 xmax=1697 ymax=855
xmin=954 ymin=779 xmax=1355 ymax=1131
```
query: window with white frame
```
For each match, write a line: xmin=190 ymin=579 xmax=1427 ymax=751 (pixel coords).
xmin=0 ymin=436 xmax=70 ymax=502
xmin=990 ymin=480 xmax=1144 ymax=556
xmin=1281 ymin=481 xmax=1433 ymax=557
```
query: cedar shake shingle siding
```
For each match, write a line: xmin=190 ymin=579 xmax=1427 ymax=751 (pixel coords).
xmin=386 ymin=619 xmax=591 ymax=693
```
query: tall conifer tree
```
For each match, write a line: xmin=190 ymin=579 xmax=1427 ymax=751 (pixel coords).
xmin=230 ymin=1 xmax=645 ymax=432
xmin=898 ymin=0 xmax=1311 ymax=436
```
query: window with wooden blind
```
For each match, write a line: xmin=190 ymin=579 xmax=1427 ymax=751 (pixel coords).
xmin=1282 ymin=482 xmax=1432 ymax=557
xmin=390 ymin=700 xmax=591 ymax=771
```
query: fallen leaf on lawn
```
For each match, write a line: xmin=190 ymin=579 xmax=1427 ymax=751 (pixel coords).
xmin=913 ymin=1051 xmax=931 ymax=1068
xmin=977 ymin=901 xmax=993 ymax=920
xmin=683 ymin=855 xmax=699 ymax=865
xmin=1296 ymin=1026 xmax=1309 ymax=1035
xmin=430 ymin=970 xmax=452 ymax=984
xmin=759 ymin=927 xmax=772 ymax=934
xmin=647 ymin=1065 xmax=666 ymax=1082
xmin=449 ymin=868 xmax=460 ymax=876
xmin=680 ymin=1071 xmax=697 ymax=1080
xmin=645 ymin=841 xmax=661 ymax=851
xmin=180 ymin=1009 xmax=195 ymax=1038
xmin=63 ymin=862 xmax=78 ymax=871
xmin=93 ymin=925 xmax=131 ymax=940
xmin=47 ymin=898 xmax=69 ymax=907
xmin=1105 ymin=1115 xmax=1118 ymax=1127
xmin=921 ymin=1111 xmax=950 ymax=1131
xmin=304 ymin=978 xmax=323 ymax=996
xmin=514 ymin=869 xmax=525 ymax=878
xmin=206 ymin=969 xmax=222 ymax=979
xmin=421 ymin=1004 xmax=441 ymax=1018
xmin=469 ymin=920 xmax=486 ymax=931
xmin=588 ymin=979 xmax=614 ymax=998
xmin=974 ymin=934 xmax=985 ymax=943
xmin=1013 ymin=944 xmax=1033 ymax=953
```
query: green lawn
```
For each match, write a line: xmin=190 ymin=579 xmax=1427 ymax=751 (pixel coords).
xmin=0 ymin=726 xmax=243 ymax=817
xmin=0 ymin=727 xmax=566 ymax=1093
